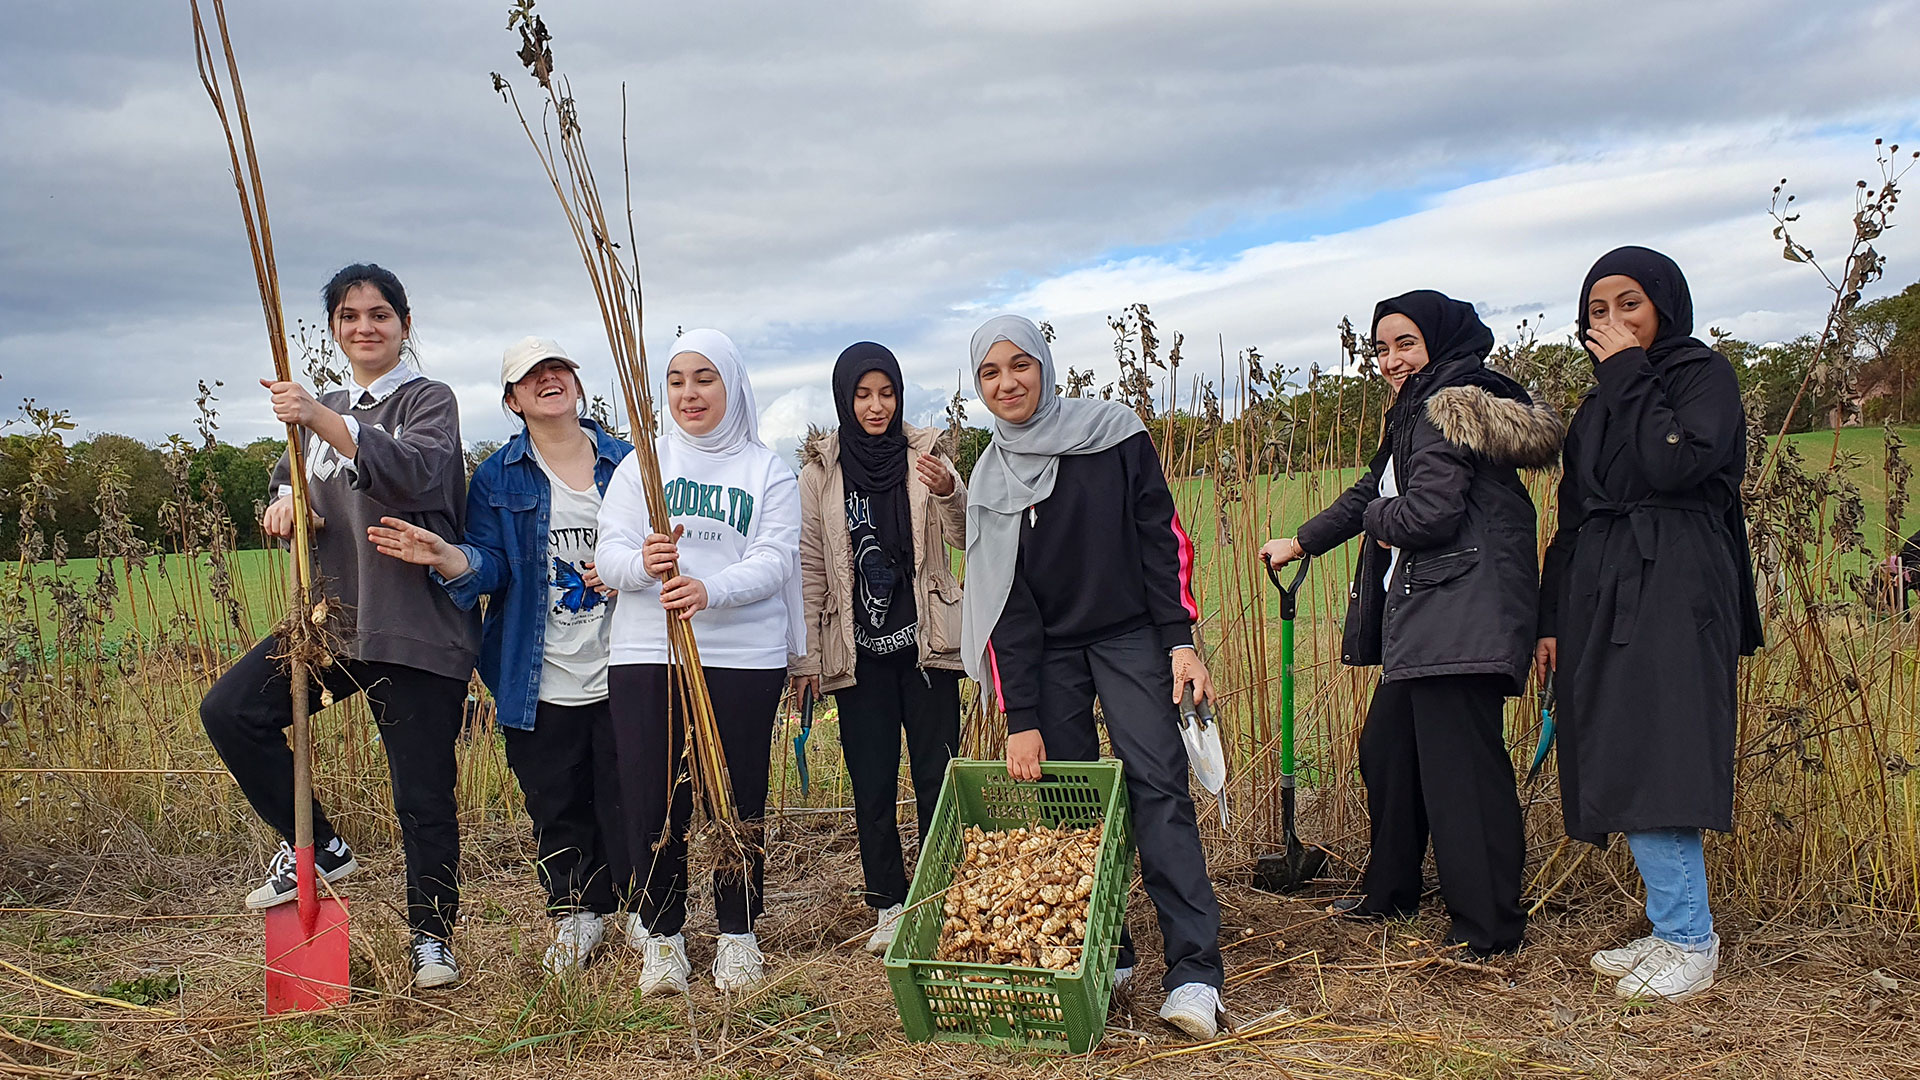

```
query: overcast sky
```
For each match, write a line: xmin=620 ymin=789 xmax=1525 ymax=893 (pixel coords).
xmin=4 ymin=1 xmax=1919 ymax=462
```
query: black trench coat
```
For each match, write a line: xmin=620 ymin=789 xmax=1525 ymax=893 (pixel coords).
xmin=1538 ymin=345 xmax=1763 ymax=844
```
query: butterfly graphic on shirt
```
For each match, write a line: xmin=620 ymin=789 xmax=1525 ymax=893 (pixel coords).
xmin=551 ymin=557 xmax=606 ymax=614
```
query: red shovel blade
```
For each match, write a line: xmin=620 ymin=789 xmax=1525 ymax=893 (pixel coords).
xmin=264 ymin=845 xmax=350 ymax=1014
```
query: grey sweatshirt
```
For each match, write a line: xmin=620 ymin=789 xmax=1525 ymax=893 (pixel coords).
xmin=273 ymin=376 xmax=480 ymax=681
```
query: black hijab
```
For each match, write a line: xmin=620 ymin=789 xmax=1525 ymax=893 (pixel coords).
xmin=833 ymin=341 xmax=914 ymax=572
xmin=1372 ymin=289 xmax=1525 ymax=432
xmin=1576 ymin=246 xmax=1763 ymax=654
xmin=1577 ymin=246 xmax=1709 ymax=365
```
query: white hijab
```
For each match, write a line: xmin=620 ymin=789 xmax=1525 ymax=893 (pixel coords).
xmin=664 ymin=328 xmax=764 ymax=456
xmin=660 ymin=328 xmax=805 ymax=656
xmin=960 ymin=315 xmax=1145 ymax=685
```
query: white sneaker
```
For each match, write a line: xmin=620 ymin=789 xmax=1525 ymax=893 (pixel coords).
xmin=1112 ymin=966 xmax=1134 ymax=991
xmin=622 ymin=912 xmax=649 ymax=944
xmin=542 ymin=912 xmax=606 ymax=975
xmin=637 ymin=933 xmax=691 ymax=996
xmin=865 ymin=904 xmax=904 ymax=955
xmin=410 ymin=932 xmax=462 ymax=990
xmin=712 ymin=932 xmax=766 ymax=992
xmin=1614 ymin=934 xmax=1719 ymax=1002
xmin=1591 ymin=934 xmax=1663 ymax=979
xmin=1158 ymin=982 xmax=1222 ymax=1040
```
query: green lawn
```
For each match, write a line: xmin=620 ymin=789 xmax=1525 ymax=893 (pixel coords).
xmin=16 ymin=547 xmax=286 ymax=648
xmin=13 ymin=425 xmax=1915 ymax=653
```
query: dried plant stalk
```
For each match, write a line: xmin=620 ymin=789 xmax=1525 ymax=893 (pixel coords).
xmin=492 ymin=1 xmax=734 ymax=822
xmin=190 ymin=0 xmax=330 ymax=831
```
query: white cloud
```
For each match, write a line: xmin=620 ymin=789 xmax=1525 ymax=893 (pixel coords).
xmin=2 ymin=2 xmax=1917 ymax=445
xmin=984 ymin=131 xmax=1920 ymax=398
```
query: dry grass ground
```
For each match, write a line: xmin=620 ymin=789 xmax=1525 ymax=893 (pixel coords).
xmin=0 ymin=811 xmax=1913 ymax=1080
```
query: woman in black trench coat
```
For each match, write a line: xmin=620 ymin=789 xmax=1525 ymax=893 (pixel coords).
xmin=1535 ymin=247 xmax=1763 ymax=1003
xmin=1264 ymin=290 xmax=1561 ymax=959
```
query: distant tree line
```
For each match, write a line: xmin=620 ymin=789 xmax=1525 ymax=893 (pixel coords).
xmin=6 ymin=282 xmax=1915 ymax=560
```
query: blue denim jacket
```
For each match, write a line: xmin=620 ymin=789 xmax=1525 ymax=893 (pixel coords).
xmin=437 ymin=419 xmax=632 ymax=731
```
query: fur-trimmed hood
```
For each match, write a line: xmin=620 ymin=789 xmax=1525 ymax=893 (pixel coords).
xmin=1424 ymin=385 xmax=1562 ymax=468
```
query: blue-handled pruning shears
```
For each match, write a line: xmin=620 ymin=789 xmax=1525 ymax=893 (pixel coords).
xmin=794 ymin=685 xmax=815 ymax=797
xmin=1526 ymin=684 xmax=1556 ymax=785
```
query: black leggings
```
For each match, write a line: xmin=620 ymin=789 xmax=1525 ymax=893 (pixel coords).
xmin=501 ymin=699 xmax=630 ymax=917
xmin=608 ymin=664 xmax=785 ymax=936
xmin=200 ymin=635 xmax=467 ymax=940
xmin=833 ymin=653 xmax=960 ymax=908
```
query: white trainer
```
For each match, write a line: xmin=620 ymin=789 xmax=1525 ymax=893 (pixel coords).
xmin=542 ymin=912 xmax=606 ymax=975
xmin=1112 ymin=966 xmax=1134 ymax=991
xmin=712 ymin=932 xmax=766 ymax=992
xmin=637 ymin=933 xmax=691 ymax=996
xmin=623 ymin=912 xmax=649 ymax=944
xmin=865 ymin=904 xmax=904 ymax=955
xmin=1158 ymin=982 xmax=1223 ymax=1040
xmin=1591 ymin=934 xmax=1663 ymax=979
xmin=1614 ymin=934 xmax=1719 ymax=1002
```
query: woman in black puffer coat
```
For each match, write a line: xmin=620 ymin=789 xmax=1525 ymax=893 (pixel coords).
xmin=1262 ymin=290 xmax=1561 ymax=957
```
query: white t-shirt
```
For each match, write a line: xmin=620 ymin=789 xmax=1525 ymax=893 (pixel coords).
xmin=1379 ymin=457 xmax=1403 ymax=591
xmin=532 ymin=444 xmax=611 ymax=705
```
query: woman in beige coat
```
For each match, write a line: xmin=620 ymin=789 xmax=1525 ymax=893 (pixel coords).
xmin=792 ymin=342 xmax=967 ymax=954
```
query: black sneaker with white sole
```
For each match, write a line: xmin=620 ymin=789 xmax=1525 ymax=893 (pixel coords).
xmin=410 ymin=931 xmax=462 ymax=990
xmin=244 ymin=837 xmax=358 ymax=910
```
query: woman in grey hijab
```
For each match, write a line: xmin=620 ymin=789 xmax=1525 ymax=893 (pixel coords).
xmin=963 ymin=314 xmax=1230 ymax=1040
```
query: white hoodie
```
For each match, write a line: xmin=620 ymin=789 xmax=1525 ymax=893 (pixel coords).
xmin=595 ymin=330 xmax=804 ymax=669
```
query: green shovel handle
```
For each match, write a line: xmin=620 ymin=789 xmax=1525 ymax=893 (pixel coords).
xmin=1263 ymin=552 xmax=1312 ymax=781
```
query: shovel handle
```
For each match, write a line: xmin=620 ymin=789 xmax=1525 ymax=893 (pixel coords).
xmin=1264 ymin=552 xmax=1311 ymax=779
xmin=1264 ymin=552 xmax=1312 ymax=621
xmin=1177 ymin=685 xmax=1215 ymax=730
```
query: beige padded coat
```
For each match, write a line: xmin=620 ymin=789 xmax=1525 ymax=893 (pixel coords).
xmin=792 ymin=424 xmax=967 ymax=690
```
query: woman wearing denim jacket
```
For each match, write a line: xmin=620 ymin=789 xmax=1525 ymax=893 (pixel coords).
xmin=371 ymin=337 xmax=634 ymax=975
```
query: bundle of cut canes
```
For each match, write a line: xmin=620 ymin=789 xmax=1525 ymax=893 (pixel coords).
xmin=938 ymin=824 xmax=1102 ymax=971
xmin=491 ymin=1 xmax=735 ymax=821
xmin=189 ymin=0 xmax=336 ymax=691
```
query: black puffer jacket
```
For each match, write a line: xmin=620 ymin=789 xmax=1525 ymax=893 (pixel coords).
xmin=1299 ymin=329 xmax=1561 ymax=695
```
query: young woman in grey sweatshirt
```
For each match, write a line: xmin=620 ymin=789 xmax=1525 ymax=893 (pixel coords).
xmin=199 ymin=264 xmax=480 ymax=991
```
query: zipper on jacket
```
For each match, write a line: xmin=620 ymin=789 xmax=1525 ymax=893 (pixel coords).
xmin=1403 ymin=545 xmax=1480 ymax=594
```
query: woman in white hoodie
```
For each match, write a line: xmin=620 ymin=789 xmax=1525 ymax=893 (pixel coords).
xmin=595 ymin=329 xmax=803 ymax=996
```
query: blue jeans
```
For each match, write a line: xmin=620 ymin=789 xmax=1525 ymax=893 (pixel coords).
xmin=1626 ymin=828 xmax=1714 ymax=949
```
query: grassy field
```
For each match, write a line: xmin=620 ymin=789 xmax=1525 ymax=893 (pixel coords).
xmin=0 ymin=425 xmax=1914 ymax=1079
xmin=20 ymin=548 xmax=284 ymax=648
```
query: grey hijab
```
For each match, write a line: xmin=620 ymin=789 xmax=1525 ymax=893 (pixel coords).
xmin=961 ymin=314 xmax=1146 ymax=686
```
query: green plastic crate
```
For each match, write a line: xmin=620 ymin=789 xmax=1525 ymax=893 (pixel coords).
xmin=884 ymin=758 xmax=1133 ymax=1053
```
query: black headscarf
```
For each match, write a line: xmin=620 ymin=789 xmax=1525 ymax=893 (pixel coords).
xmin=1577 ymin=246 xmax=1708 ymax=365
xmin=1371 ymin=290 xmax=1525 ymax=430
xmin=1576 ymin=246 xmax=1764 ymax=654
xmin=833 ymin=341 xmax=914 ymax=573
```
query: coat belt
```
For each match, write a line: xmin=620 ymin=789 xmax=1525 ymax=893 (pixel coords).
xmin=1585 ymin=497 xmax=1709 ymax=646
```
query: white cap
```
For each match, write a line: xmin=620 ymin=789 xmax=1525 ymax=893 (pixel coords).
xmin=500 ymin=336 xmax=578 ymax=388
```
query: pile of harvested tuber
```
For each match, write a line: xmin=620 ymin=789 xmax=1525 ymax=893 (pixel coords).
xmin=936 ymin=822 xmax=1102 ymax=970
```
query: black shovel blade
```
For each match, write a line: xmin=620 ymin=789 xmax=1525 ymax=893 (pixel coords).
xmin=1252 ymin=839 xmax=1329 ymax=893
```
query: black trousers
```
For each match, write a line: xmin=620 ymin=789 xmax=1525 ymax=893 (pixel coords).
xmin=1032 ymin=626 xmax=1224 ymax=991
xmin=501 ymin=699 xmax=631 ymax=917
xmin=1357 ymin=674 xmax=1526 ymax=954
xmin=200 ymin=634 xmax=466 ymax=940
xmin=833 ymin=652 xmax=961 ymax=908
xmin=608 ymin=664 xmax=784 ymax=937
